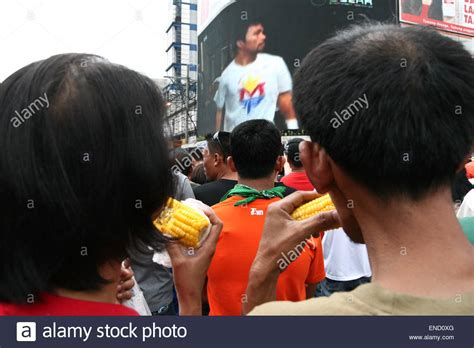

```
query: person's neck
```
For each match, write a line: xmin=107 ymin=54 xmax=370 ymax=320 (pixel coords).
xmin=235 ymin=51 xmax=258 ymax=66
xmin=352 ymin=188 xmax=474 ymax=297
xmin=238 ymin=175 xmax=275 ymax=191
xmin=54 ymin=262 xmax=121 ymax=304
xmin=291 ymin=167 xmax=306 ymax=173
xmin=216 ymin=167 xmax=238 ymax=181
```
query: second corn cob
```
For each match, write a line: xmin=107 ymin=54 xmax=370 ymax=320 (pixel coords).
xmin=291 ymin=194 xmax=336 ymax=221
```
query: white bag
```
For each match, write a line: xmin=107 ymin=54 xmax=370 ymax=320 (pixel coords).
xmin=122 ymin=279 xmax=152 ymax=316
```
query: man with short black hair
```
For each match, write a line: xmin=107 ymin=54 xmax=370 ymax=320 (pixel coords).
xmin=207 ymin=120 xmax=325 ymax=315
xmin=281 ymin=138 xmax=314 ymax=192
xmin=194 ymin=131 xmax=295 ymax=206
xmin=244 ymin=24 xmax=474 ymax=315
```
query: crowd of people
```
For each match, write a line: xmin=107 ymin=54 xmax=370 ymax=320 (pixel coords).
xmin=0 ymin=23 xmax=473 ymax=316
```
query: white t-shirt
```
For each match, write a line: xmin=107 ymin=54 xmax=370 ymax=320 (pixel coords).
xmin=457 ymin=189 xmax=474 ymax=218
xmin=214 ymin=53 xmax=292 ymax=132
xmin=322 ymin=228 xmax=372 ymax=281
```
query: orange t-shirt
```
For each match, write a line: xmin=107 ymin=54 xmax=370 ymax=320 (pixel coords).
xmin=207 ymin=196 xmax=325 ymax=316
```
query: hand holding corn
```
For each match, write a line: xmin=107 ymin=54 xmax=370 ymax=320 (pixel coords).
xmin=154 ymin=198 xmax=211 ymax=248
xmin=243 ymin=191 xmax=341 ymax=315
xmin=160 ymin=199 xmax=223 ymax=316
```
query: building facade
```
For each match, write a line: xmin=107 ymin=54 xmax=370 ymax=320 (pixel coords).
xmin=164 ymin=0 xmax=198 ymax=142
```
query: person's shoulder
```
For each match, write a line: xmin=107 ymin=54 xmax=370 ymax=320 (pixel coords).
xmin=249 ymin=287 xmax=377 ymax=316
xmin=457 ymin=189 xmax=474 ymax=218
xmin=258 ymin=53 xmax=282 ymax=61
xmin=193 ymin=181 xmax=218 ymax=195
xmin=194 ymin=180 xmax=234 ymax=193
xmin=112 ymin=305 xmax=140 ymax=316
xmin=220 ymin=60 xmax=237 ymax=77
xmin=46 ymin=293 xmax=140 ymax=316
xmin=0 ymin=303 xmax=6 ymax=315
xmin=194 ymin=180 xmax=236 ymax=206
xmin=275 ymin=182 xmax=296 ymax=196
xmin=284 ymin=186 xmax=296 ymax=196
xmin=280 ymin=172 xmax=296 ymax=184
xmin=212 ymin=196 xmax=239 ymax=211
xmin=250 ymin=284 xmax=474 ymax=316
xmin=259 ymin=53 xmax=287 ymax=66
xmin=463 ymin=189 xmax=474 ymax=204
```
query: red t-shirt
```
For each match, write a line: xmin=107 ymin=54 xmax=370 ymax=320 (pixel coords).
xmin=281 ymin=171 xmax=314 ymax=192
xmin=466 ymin=162 xmax=474 ymax=179
xmin=0 ymin=293 xmax=139 ymax=316
xmin=207 ymin=196 xmax=325 ymax=316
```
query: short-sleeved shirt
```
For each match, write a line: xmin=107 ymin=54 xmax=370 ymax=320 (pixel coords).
xmin=249 ymin=283 xmax=474 ymax=316
xmin=215 ymin=53 xmax=292 ymax=132
xmin=0 ymin=293 xmax=139 ymax=316
xmin=207 ymin=196 xmax=325 ymax=316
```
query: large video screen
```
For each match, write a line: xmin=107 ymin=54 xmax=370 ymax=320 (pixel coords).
xmin=197 ymin=0 xmax=398 ymax=135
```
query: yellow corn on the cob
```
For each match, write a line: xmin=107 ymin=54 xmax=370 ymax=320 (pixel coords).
xmin=154 ymin=198 xmax=210 ymax=248
xmin=291 ymin=194 xmax=336 ymax=221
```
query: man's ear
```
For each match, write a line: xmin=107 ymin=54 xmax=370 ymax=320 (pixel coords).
xmin=299 ymin=141 xmax=335 ymax=193
xmin=213 ymin=153 xmax=220 ymax=167
xmin=236 ymin=39 xmax=245 ymax=50
xmin=227 ymin=156 xmax=238 ymax=173
xmin=275 ymin=156 xmax=286 ymax=173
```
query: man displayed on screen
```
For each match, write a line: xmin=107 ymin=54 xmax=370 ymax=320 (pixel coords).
xmin=214 ymin=21 xmax=298 ymax=132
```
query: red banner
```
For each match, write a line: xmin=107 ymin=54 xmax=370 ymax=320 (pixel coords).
xmin=400 ymin=0 xmax=473 ymax=37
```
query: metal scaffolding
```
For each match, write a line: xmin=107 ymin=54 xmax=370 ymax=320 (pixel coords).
xmin=164 ymin=0 xmax=198 ymax=143
xmin=163 ymin=67 xmax=197 ymax=142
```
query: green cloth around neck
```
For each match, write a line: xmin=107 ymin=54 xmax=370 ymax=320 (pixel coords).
xmin=219 ymin=186 xmax=474 ymax=244
xmin=221 ymin=184 xmax=286 ymax=206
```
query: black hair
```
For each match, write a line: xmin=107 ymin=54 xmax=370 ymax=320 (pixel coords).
xmin=294 ymin=24 xmax=474 ymax=201
xmin=230 ymin=120 xmax=282 ymax=179
xmin=205 ymin=132 xmax=231 ymax=162
xmin=191 ymin=163 xmax=208 ymax=185
xmin=235 ymin=19 xmax=264 ymax=44
xmin=172 ymin=148 xmax=193 ymax=177
xmin=188 ymin=147 xmax=204 ymax=162
xmin=285 ymin=138 xmax=304 ymax=168
xmin=0 ymin=54 xmax=173 ymax=303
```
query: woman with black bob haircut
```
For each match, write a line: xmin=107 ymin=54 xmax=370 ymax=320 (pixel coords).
xmin=0 ymin=54 xmax=221 ymax=315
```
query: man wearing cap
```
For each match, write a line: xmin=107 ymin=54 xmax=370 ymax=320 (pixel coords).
xmin=281 ymin=138 xmax=315 ymax=192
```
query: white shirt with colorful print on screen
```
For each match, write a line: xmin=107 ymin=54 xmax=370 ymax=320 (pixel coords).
xmin=214 ymin=53 xmax=292 ymax=132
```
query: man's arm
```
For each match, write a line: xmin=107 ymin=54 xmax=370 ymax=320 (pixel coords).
xmin=213 ymin=76 xmax=225 ymax=131
xmin=216 ymin=109 xmax=223 ymax=132
xmin=243 ymin=192 xmax=341 ymax=315
xmin=278 ymin=92 xmax=297 ymax=121
xmin=275 ymin=56 xmax=298 ymax=129
xmin=167 ymin=204 xmax=223 ymax=316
